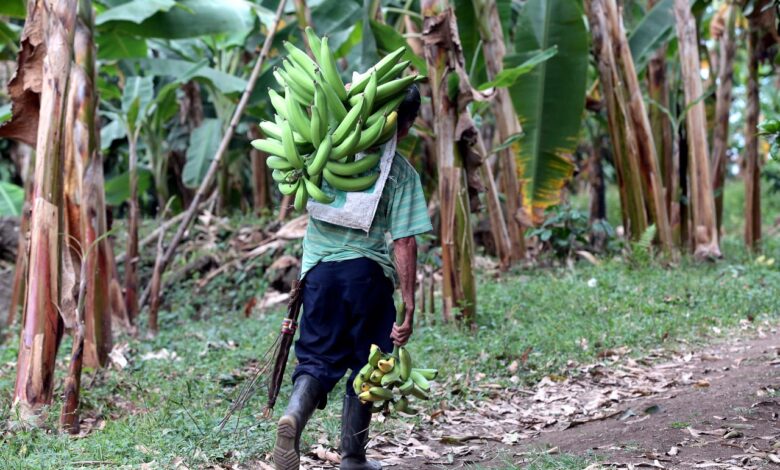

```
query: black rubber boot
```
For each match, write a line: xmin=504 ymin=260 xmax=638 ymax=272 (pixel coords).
xmin=339 ymin=395 xmax=382 ymax=470
xmin=274 ymin=375 xmax=325 ymax=470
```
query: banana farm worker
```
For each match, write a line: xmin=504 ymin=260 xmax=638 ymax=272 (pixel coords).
xmin=273 ymin=85 xmax=431 ymax=470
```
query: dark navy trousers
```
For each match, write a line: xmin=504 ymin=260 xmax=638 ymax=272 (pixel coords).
xmin=292 ymin=258 xmax=396 ymax=398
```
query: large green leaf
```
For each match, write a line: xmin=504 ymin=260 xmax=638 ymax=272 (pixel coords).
xmin=0 ymin=182 xmax=24 ymax=217
xmin=97 ymin=0 xmax=254 ymax=39
xmin=508 ymin=0 xmax=588 ymax=224
xmin=122 ymin=76 xmax=154 ymax=131
xmin=628 ymin=0 xmax=675 ymax=73
xmin=183 ymin=118 xmax=222 ymax=188
xmin=95 ymin=0 xmax=176 ymax=25
xmin=369 ymin=20 xmax=427 ymax=74
xmin=129 ymin=58 xmax=247 ymax=95
xmin=477 ymin=46 xmax=557 ymax=91
xmin=309 ymin=0 xmax=362 ymax=53
xmin=96 ymin=30 xmax=148 ymax=60
xmin=0 ymin=0 xmax=25 ymax=18
xmin=104 ymin=169 xmax=153 ymax=206
xmin=0 ymin=103 xmax=11 ymax=125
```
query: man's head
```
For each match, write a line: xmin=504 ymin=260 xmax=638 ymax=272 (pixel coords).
xmin=396 ymin=85 xmax=421 ymax=139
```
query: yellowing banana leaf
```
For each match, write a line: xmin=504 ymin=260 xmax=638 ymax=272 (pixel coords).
xmin=508 ymin=0 xmax=588 ymax=225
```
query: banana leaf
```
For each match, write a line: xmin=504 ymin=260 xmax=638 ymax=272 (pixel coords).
xmin=183 ymin=119 xmax=223 ymax=188
xmin=508 ymin=0 xmax=588 ymax=225
xmin=0 ymin=0 xmax=25 ymax=18
xmin=0 ymin=182 xmax=24 ymax=217
xmin=628 ymin=0 xmax=675 ymax=73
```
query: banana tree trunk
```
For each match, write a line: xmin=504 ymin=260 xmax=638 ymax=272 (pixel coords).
xmin=472 ymin=0 xmax=525 ymax=263
xmin=14 ymin=0 xmax=78 ymax=423
xmin=250 ymin=125 xmax=271 ymax=214
xmin=744 ymin=20 xmax=762 ymax=250
xmin=8 ymin=149 xmax=33 ymax=327
xmin=124 ymin=135 xmax=139 ymax=323
xmin=421 ymin=0 xmax=477 ymax=325
xmin=605 ymin=0 xmax=673 ymax=254
xmin=586 ymin=0 xmax=648 ymax=239
xmin=674 ymin=0 xmax=721 ymax=259
xmin=712 ymin=5 xmax=737 ymax=235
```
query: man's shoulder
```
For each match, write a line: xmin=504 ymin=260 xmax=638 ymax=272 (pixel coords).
xmin=390 ymin=153 xmax=419 ymax=182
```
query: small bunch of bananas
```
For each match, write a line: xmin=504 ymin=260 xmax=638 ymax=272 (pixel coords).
xmin=252 ymin=27 xmax=421 ymax=211
xmin=352 ymin=303 xmax=438 ymax=416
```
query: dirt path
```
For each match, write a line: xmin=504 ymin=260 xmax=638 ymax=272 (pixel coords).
xmin=350 ymin=324 xmax=780 ymax=469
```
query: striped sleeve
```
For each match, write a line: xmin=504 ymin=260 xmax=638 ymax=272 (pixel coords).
xmin=388 ymin=158 xmax=433 ymax=240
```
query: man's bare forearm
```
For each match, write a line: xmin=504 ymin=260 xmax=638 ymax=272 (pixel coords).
xmin=394 ymin=236 xmax=417 ymax=318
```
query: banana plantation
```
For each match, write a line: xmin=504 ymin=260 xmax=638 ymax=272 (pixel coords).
xmin=0 ymin=0 xmax=779 ymax=468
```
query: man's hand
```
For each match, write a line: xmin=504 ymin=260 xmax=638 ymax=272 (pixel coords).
xmin=391 ymin=305 xmax=414 ymax=346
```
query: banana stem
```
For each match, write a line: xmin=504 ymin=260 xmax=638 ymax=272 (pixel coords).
xmin=392 ymin=301 xmax=405 ymax=357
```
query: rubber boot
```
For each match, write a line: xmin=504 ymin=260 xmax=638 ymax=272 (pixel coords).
xmin=339 ymin=395 xmax=382 ymax=470
xmin=274 ymin=375 xmax=325 ymax=470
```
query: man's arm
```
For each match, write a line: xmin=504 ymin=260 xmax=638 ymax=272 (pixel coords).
xmin=391 ymin=236 xmax=416 ymax=346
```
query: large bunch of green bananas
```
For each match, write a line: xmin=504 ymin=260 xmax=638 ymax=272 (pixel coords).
xmin=252 ymin=27 xmax=422 ymax=211
xmin=352 ymin=303 xmax=439 ymax=415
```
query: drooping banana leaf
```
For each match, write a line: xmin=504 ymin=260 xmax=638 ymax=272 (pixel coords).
xmin=96 ymin=0 xmax=254 ymax=39
xmin=183 ymin=118 xmax=223 ymax=188
xmin=628 ymin=0 xmax=675 ymax=73
xmin=508 ymin=0 xmax=588 ymax=225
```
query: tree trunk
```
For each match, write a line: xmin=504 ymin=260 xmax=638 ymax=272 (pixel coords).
xmin=472 ymin=0 xmax=525 ymax=263
xmin=124 ymin=136 xmax=139 ymax=323
xmin=421 ymin=2 xmax=478 ymax=325
xmin=586 ymin=0 xmax=648 ymax=239
xmin=605 ymin=0 xmax=673 ymax=254
xmin=14 ymin=0 xmax=77 ymax=423
xmin=712 ymin=5 xmax=737 ymax=235
xmin=673 ymin=0 xmax=721 ymax=259
xmin=8 ymin=147 xmax=33 ymax=327
xmin=250 ymin=125 xmax=271 ymax=214
xmin=744 ymin=21 xmax=762 ymax=250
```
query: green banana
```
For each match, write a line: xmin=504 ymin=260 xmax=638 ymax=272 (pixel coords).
xmin=285 ymin=87 xmax=313 ymax=142
xmin=380 ymin=368 xmax=401 ymax=387
xmin=303 ymin=176 xmax=335 ymax=204
xmin=283 ymin=41 xmax=318 ymax=79
xmin=369 ymin=369 xmax=385 ymax=384
xmin=366 ymin=94 xmax=405 ymax=126
xmin=310 ymin=102 xmax=322 ymax=147
xmin=319 ymin=36 xmax=347 ymax=100
xmin=325 ymin=152 xmax=380 ymax=176
xmin=272 ymin=69 xmax=287 ymax=89
xmin=352 ymin=114 xmax=386 ymax=154
xmin=376 ymin=111 xmax=398 ymax=145
xmin=305 ymin=27 xmax=322 ymax=60
xmin=252 ymin=138 xmax=286 ymax=157
xmin=293 ymin=182 xmax=308 ymax=211
xmin=279 ymin=67 xmax=314 ymax=104
xmin=265 ymin=155 xmax=294 ymax=170
xmin=394 ymin=397 xmax=418 ymax=415
xmin=413 ymin=368 xmax=439 ymax=380
xmin=329 ymin=120 xmax=363 ymax=160
xmin=399 ymin=347 xmax=412 ymax=381
xmin=271 ymin=169 xmax=287 ymax=182
xmin=362 ymin=71 xmax=378 ymax=121
xmin=268 ymin=89 xmax=288 ymax=119
xmin=323 ymin=168 xmax=379 ymax=192
xmin=348 ymin=47 xmax=406 ymax=97
xmin=332 ymin=96 xmax=364 ymax=145
xmin=358 ymin=390 xmax=385 ymax=403
xmin=375 ymin=74 xmax=417 ymax=104
xmin=258 ymin=121 xmax=310 ymax=147
xmin=307 ymin=134 xmax=332 ymax=177
xmin=368 ymin=345 xmax=382 ymax=367
xmin=410 ymin=370 xmax=430 ymax=392
xmin=313 ymin=82 xmax=329 ymax=141
xmin=317 ymin=70 xmax=348 ymax=121
xmin=353 ymin=374 xmax=364 ymax=395
xmin=280 ymin=120 xmax=305 ymax=169
xmin=379 ymin=60 xmax=411 ymax=84
xmin=368 ymin=386 xmax=394 ymax=401
xmin=410 ymin=384 xmax=429 ymax=400
xmin=358 ymin=363 xmax=374 ymax=380
xmin=282 ymin=59 xmax=316 ymax=96
xmin=398 ymin=378 xmax=415 ymax=396
xmin=278 ymin=179 xmax=299 ymax=196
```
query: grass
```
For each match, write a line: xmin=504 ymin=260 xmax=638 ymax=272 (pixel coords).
xmin=0 ymin=180 xmax=778 ymax=468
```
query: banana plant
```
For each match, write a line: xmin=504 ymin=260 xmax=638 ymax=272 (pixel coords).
xmin=0 ymin=181 xmax=23 ymax=216
xmin=508 ymin=0 xmax=589 ymax=226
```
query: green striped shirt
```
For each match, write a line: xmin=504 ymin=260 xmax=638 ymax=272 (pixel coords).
xmin=301 ymin=153 xmax=432 ymax=285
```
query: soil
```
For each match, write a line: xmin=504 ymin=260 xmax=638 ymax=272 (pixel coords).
xmin=372 ymin=325 xmax=780 ymax=469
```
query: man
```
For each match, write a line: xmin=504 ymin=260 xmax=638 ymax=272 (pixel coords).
xmin=273 ymin=85 xmax=431 ymax=470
